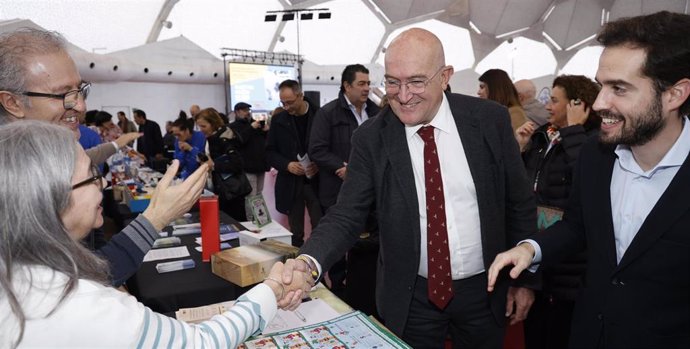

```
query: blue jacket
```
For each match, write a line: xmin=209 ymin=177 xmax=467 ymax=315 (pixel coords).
xmin=173 ymin=130 xmax=206 ymax=179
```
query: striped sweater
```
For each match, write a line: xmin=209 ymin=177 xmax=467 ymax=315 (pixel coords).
xmin=0 ymin=266 xmax=277 ymax=348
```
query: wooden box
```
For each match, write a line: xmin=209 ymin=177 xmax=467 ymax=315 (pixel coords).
xmin=211 ymin=240 xmax=299 ymax=287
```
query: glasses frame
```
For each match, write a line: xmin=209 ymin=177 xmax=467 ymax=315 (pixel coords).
xmin=72 ymin=164 xmax=103 ymax=191
xmin=22 ymin=82 xmax=91 ymax=110
xmin=384 ymin=66 xmax=447 ymax=95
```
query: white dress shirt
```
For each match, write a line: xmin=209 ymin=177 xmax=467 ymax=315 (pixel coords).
xmin=344 ymin=94 xmax=369 ymax=126
xmin=405 ymin=94 xmax=484 ymax=279
xmin=529 ymin=116 xmax=689 ymax=265
xmin=610 ymin=116 xmax=689 ymax=263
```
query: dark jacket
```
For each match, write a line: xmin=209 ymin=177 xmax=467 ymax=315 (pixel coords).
xmin=309 ymin=92 xmax=381 ymax=208
xmin=265 ymin=99 xmax=319 ymax=214
xmin=535 ymin=138 xmax=690 ymax=349
xmin=300 ymin=93 xmax=537 ymax=336
xmin=229 ymin=117 xmax=269 ymax=174
xmin=522 ymin=123 xmax=598 ymax=301
xmin=136 ymin=119 xmax=164 ymax=159
xmin=207 ymin=126 xmax=244 ymax=197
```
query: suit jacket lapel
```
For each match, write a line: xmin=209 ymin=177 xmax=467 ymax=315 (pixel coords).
xmin=617 ymin=151 xmax=690 ymax=271
xmin=591 ymin=144 xmax=619 ymax=269
xmin=379 ymin=111 xmax=419 ymax=226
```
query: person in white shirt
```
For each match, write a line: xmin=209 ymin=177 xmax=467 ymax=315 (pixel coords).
xmin=487 ymin=11 xmax=690 ymax=349
xmin=0 ymin=121 xmax=311 ymax=349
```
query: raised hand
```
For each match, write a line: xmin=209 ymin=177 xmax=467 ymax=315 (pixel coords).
xmin=515 ymin=121 xmax=536 ymax=152
xmin=141 ymin=160 xmax=209 ymax=230
xmin=566 ymin=99 xmax=590 ymax=126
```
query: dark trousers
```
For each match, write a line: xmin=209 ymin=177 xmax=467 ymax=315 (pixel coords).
xmin=524 ymin=292 xmax=575 ymax=349
xmin=287 ymin=181 xmax=322 ymax=247
xmin=403 ymin=274 xmax=505 ymax=349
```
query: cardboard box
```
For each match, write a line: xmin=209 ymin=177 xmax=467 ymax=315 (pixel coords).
xmin=239 ymin=221 xmax=292 ymax=246
xmin=211 ymin=241 xmax=299 ymax=287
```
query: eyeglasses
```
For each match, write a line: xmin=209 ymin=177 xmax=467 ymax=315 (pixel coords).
xmin=384 ymin=66 xmax=446 ymax=95
xmin=22 ymin=82 xmax=91 ymax=110
xmin=72 ymin=164 xmax=103 ymax=191
xmin=280 ymin=93 xmax=302 ymax=107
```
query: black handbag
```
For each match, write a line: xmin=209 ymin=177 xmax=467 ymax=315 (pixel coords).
xmin=213 ymin=171 xmax=252 ymax=200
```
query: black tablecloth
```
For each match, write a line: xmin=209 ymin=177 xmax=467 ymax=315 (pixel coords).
xmin=126 ymin=212 xmax=252 ymax=313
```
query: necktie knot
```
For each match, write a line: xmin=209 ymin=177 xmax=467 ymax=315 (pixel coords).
xmin=418 ymin=125 xmax=435 ymax=142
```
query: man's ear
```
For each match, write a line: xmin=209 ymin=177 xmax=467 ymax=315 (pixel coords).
xmin=665 ymin=78 xmax=690 ymax=112
xmin=0 ymin=91 xmax=26 ymax=119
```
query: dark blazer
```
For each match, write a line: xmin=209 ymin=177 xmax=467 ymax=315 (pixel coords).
xmin=300 ymin=93 xmax=536 ymax=336
xmin=229 ymin=117 xmax=269 ymax=174
xmin=309 ymin=92 xmax=381 ymax=207
xmin=534 ymin=137 xmax=690 ymax=349
xmin=265 ymin=99 xmax=319 ymax=214
xmin=136 ymin=119 xmax=163 ymax=159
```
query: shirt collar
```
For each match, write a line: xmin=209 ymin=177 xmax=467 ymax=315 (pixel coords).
xmin=344 ymin=94 xmax=367 ymax=112
xmin=405 ymin=93 xmax=453 ymax=140
xmin=615 ymin=115 xmax=690 ymax=177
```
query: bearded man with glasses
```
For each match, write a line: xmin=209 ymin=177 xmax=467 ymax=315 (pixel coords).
xmin=278 ymin=28 xmax=538 ymax=348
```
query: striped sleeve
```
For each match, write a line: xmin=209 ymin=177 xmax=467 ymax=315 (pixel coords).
xmin=135 ymin=283 xmax=278 ymax=348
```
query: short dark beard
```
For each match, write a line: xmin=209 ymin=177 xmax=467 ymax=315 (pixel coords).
xmin=599 ymin=91 xmax=664 ymax=146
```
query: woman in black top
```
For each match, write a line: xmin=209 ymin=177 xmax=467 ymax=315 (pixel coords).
xmin=515 ymin=75 xmax=601 ymax=349
xmin=195 ymin=108 xmax=247 ymax=221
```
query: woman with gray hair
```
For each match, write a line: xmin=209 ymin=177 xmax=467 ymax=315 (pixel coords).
xmin=0 ymin=121 xmax=310 ymax=348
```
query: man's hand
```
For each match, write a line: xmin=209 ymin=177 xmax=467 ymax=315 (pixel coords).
xmin=335 ymin=166 xmax=347 ymax=180
xmin=487 ymin=243 xmax=535 ymax=292
xmin=115 ymin=132 xmax=142 ymax=149
xmin=263 ymin=262 xmax=311 ymax=304
xmin=305 ymin=163 xmax=319 ymax=177
xmin=287 ymin=161 xmax=306 ymax=176
xmin=275 ymin=258 xmax=315 ymax=310
xmin=142 ymin=160 xmax=209 ymax=230
xmin=505 ymin=286 xmax=535 ymax=325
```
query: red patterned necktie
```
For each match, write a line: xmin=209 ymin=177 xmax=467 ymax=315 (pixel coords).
xmin=418 ymin=125 xmax=453 ymax=309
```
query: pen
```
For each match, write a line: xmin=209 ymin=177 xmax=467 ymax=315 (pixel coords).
xmin=294 ymin=310 xmax=306 ymax=322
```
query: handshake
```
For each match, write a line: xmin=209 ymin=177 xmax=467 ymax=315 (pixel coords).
xmin=262 ymin=258 xmax=317 ymax=310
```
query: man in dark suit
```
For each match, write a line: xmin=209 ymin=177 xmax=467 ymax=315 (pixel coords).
xmin=279 ymin=28 xmax=537 ymax=348
xmin=266 ymin=80 xmax=322 ymax=247
xmin=133 ymin=108 xmax=164 ymax=165
xmin=488 ymin=11 xmax=690 ymax=349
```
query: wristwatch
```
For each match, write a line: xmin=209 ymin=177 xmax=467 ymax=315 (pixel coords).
xmin=296 ymin=255 xmax=319 ymax=281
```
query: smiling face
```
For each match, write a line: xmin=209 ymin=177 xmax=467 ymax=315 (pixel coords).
xmin=545 ymin=86 xmax=569 ymax=128
xmin=171 ymin=126 xmax=191 ymax=142
xmin=61 ymin=147 xmax=105 ymax=241
xmin=384 ymin=29 xmax=450 ymax=126
xmin=18 ymin=51 xmax=85 ymax=133
xmin=593 ymin=46 xmax=666 ymax=146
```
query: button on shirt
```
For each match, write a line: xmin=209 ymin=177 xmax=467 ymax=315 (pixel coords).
xmin=610 ymin=116 xmax=690 ymax=263
xmin=344 ymin=94 xmax=369 ymax=126
xmin=406 ymin=94 xmax=484 ymax=279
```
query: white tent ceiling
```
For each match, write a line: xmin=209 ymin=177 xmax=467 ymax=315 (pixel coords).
xmin=1 ymin=0 xmax=688 ymax=93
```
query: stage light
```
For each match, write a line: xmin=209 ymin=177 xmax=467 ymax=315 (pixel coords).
xmin=282 ymin=13 xmax=294 ymax=21
xmin=264 ymin=14 xmax=277 ymax=22
xmin=318 ymin=12 xmax=331 ymax=19
xmin=301 ymin=13 xmax=313 ymax=20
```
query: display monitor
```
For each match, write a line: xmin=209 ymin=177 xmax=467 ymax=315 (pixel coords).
xmin=228 ymin=62 xmax=297 ymax=112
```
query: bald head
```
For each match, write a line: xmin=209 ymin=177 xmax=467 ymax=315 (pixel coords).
xmin=383 ymin=28 xmax=452 ymax=126
xmin=386 ymin=28 xmax=445 ymax=69
xmin=514 ymin=79 xmax=537 ymax=103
